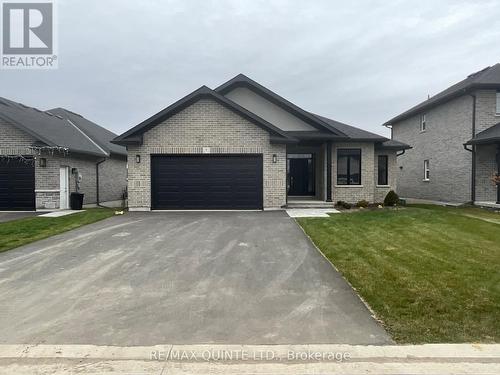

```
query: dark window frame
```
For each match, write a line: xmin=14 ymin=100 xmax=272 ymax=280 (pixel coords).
xmin=337 ymin=148 xmax=362 ymax=185
xmin=377 ymin=155 xmax=389 ymax=186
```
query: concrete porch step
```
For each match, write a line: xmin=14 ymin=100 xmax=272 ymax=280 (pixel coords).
xmin=286 ymin=201 xmax=335 ymax=209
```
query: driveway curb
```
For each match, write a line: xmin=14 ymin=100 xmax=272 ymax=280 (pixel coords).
xmin=1 ymin=343 xmax=499 ymax=361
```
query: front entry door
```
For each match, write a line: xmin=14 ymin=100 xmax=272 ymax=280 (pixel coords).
xmin=288 ymin=154 xmax=315 ymax=196
xmin=59 ymin=166 xmax=70 ymax=209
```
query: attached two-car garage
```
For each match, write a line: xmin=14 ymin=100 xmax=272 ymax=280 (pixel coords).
xmin=151 ymin=155 xmax=263 ymax=210
xmin=0 ymin=157 xmax=35 ymax=211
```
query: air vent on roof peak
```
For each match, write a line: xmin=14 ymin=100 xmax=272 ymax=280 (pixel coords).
xmin=468 ymin=66 xmax=490 ymax=78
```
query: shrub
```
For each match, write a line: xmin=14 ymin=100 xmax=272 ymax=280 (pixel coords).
xmin=335 ymin=201 xmax=353 ymax=209
xmin=356 ymin=200 xmax=369 ymax=208
xmin=342 ymin=202 xmax=352 ymax=209
xmin=384 ymin=190 xmax=400 ymax=206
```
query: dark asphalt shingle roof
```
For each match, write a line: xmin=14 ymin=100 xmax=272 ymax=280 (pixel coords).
xmin=466 ymin=122 xmax=500 ymax=145
xmin=113 ymin=86 xmax=296 ymax=145
xmin=377 ymin=140 xmax=412 ymax=150
xmin=311 ymin=113 xmax=388 ymax=141
xmin=384 ymin=63 xmax=500 ymax=125
xmin=114 ymin=74 xmax=410 ymax=150
xmin=0 ymin=97 xmax=125 ymax=157
xmin=49 ymin=108 xmax=126 ymax=156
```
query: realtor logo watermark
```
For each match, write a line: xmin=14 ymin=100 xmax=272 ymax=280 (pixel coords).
xmin=1 ymin=0 xmax=57 ymax=69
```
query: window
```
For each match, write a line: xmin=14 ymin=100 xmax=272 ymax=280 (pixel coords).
xmin=420 ymin=113 xmax=427 ymax=132
xmin=378 ymin=155 xmax=388 ymax=185
xmin=423 ymin=160 xmax=430 ymax=181
xmin=496 ymin=91 xmax=500 ymax=115
xmin=337 ymin=149 xmax=361 ymax=185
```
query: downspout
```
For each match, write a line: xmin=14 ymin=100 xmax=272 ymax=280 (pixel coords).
xmin=469 ymin=94 xmax=477 ymax=203
xmin=96 ymin=158 xmax=107 ymax=207
xmin=497 ymin=144 xmax=500 ymax=204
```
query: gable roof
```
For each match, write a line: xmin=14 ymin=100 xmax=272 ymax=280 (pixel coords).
xmin=384 ymin=63 xmax=500 ymax=125
xmin=112 ymin=86 xmax=297 ymax=145
xmin=113 ymin=74 xmax=410 ymax=150
xmin=49 ymin=108 xmax=126 ymax=156
xmin=466 ymin=122 xmax=500 ymax=145
xmin=215 ymin=74 xmax=346 ymax=136
xmin=0 ymin=97 xmax=125 ymax=157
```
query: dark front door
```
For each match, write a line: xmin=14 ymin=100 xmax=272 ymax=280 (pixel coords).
xmin=0 ymin=157 xmax=35 ymax=211
xmin=151 ymin=154 xmax=263 ymax=210
xmin=288 ymin=154 xmax=315 ymax=196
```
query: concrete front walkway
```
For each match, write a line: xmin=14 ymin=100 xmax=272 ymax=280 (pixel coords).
xmin=0 ymin=211 xmax=390 ymax=345
xmin=0 ymin=344 xmax=498 ymax=375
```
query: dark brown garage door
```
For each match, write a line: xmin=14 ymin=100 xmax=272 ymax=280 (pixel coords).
xmin=151 ymin=155 xmax=263 ymax=210
xmin=0 ymin=157 xmax=35 ymax=211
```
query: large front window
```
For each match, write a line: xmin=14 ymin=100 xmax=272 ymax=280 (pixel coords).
xmin=378 ymin=155 xmax=388 ymax=185
xmin=337 ymin=149 xmax=361 ymax=185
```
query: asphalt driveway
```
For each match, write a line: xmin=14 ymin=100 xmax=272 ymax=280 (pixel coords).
xmin=0 ymin=211 xmax=391 ymax=345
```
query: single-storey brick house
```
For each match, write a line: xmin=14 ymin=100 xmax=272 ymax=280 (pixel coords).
xmin=113 ymin=74 xmax=410 ymax=210
xmin=0 ymin=97 xmax=127 ymax=210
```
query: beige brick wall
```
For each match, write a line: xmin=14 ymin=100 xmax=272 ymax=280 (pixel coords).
xmin=332 ymin=142 xmax=376 ymax=203
xmin=127 ymin=99 xmax=286 ymax=210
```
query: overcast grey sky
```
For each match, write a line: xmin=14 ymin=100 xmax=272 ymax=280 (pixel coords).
xmin=2 ymin=0 xmax=500 ymax=137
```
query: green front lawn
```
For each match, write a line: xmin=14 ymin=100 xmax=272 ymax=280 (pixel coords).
xmin=298 ymin=205 xmax=500 ymax=343
xmin=0 ymin=208 xmax=116 ymax=253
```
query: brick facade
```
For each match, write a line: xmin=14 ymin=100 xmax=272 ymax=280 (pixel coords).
xmin=126 ymin=99 xmax=398 ymax=209
xmin=330 ymin=142 xmax=397 ymax=204
xmin=391 ymin=90 xmax=499 ymax=203
xmin=127 ymin=99 xmax=286 ymax=210
xmin=392 ymin=95 xmax=474 ymax=202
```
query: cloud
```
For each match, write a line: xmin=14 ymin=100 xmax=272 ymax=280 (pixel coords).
xmin=1 ymin=0 xmax=499 ymax=137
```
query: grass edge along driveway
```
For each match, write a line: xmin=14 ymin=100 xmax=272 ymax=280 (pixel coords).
xmin=298 ymin=205 xmax=500 ymax=344
xmin=0 ymin=208 xmax=116 ymax=253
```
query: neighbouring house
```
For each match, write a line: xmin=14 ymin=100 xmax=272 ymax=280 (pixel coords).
xmin=385 ymin=64 xmax=500 ymax=206
xmin=112 ymin=74 xmax=410 ymax=211
xmin=0 ymin=97 xmax=127 ymax=210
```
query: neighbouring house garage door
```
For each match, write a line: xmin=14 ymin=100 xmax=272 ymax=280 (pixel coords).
xmin=0 ymin=157 xmax=35 ymax=211
xmin=151 ymin=155 xmax=263 ymax=210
